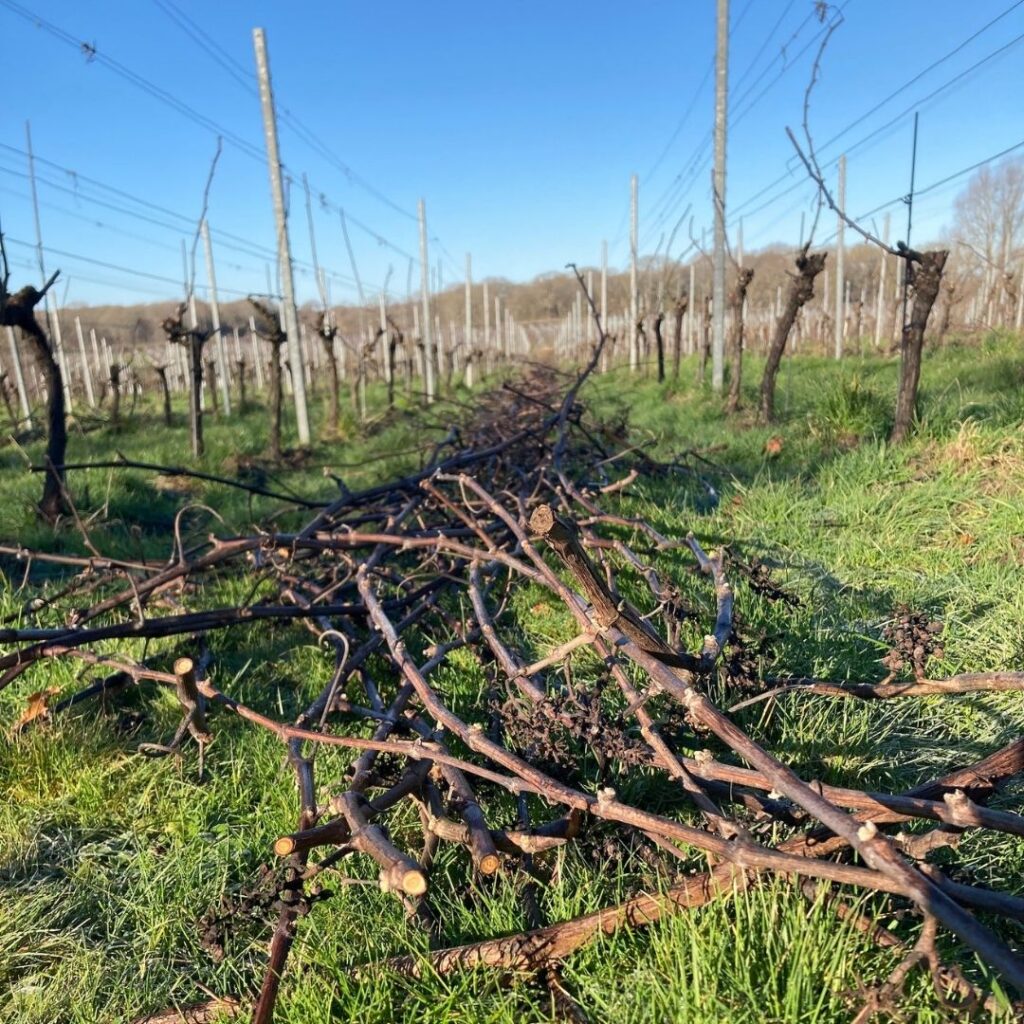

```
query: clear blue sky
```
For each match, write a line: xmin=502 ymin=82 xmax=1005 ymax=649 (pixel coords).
xmin=2 ymin=0 xmax=1023 ymax=308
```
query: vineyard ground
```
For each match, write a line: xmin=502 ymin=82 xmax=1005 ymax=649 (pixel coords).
xmin=1 ymin=336 xmax=1023 ymax=1023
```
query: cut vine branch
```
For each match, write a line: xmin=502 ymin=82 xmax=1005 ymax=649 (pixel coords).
xmin=2 ymin=366 xmax=1021 ymax=1020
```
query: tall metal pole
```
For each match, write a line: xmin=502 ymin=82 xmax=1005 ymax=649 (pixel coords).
xmin=201 ymin=219 xmax=231 ymax=414
xmin=629 ymin=174 xmax=639 ymax=371
xmin=711 ymin=0 xmax=729 ymax=391
xmin=252 ymin=27 xmax=311 ymax=444
xmin=418 ymin=199 xmax=435 ymax=402
xmin=834 ymin=153 xmax=846 ymax=360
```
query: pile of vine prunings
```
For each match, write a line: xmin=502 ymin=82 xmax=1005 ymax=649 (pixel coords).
xmin=3 ymin=332 xmax=1024 ymax=1024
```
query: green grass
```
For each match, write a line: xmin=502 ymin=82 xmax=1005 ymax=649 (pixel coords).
xmin=1 ymin=338 xmax=1023 ymax=1022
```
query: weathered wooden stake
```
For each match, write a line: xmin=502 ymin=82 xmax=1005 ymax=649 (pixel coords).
xmin=418 ymin=199 xmax=435 ymax=403
xmin=253 ymin=27 xmax=311 ymax=444
xmin=711 ymin=0 xmax=729 ymax=391
xmin=629 ymin=174 xmax=639 ymax=372
xmin=248 ymin=316 xmax=266 ymax=391
xmin=73 ymin=317 xmax=96 ymax=407
xmin=483 ymin=280 xmax=491 ymax=372
xmin=25 ymin=121 xmax=73 ymax=414
xmin=201 ymin=219 xmax=231 ymax=415
xmin=834 ymin=154 xmax=846 ymax=360
xmin=464 ymin=253 xmax=474 ymax=388
xmin=5 ymin=325 xmax=33 ymax=429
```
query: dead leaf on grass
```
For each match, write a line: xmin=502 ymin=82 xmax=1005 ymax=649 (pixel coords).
xmin=12 ymin=686 xmax=61 ymax=734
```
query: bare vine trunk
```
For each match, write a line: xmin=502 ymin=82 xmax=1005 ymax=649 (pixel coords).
xmin=1 ymin=285 xmax=68 ymax=519
xmin=444 ymin=337 xmax=455 ymax=392
xmin=318 ymin=333 xmax=340 ymax=435
xmin=188 ymin=337 xmax=204 ymax=458
xmin=725 ymin=268 xmax=755 ymax=413
xmin=671 ymin=297 xmax=687 ymax=380
xmin=249 ymin=300 xmax=289 ymax=459
xmin=109 ymin=364 xmax=122 ymax=431
xmin=636 ymin=319 xmax=647 ymax=377
xmin=937 ymin=280 xmax=956 ymax=345
xmin=35 ymin=329 xmax=67 ymax=518
xmin=347 ymin=341 xmax=359 ymax=415
xmin=207 ymin=359 xmax=221 ymax=417
xmin=154 ymin=367 xmax=172 ymax=426
xmin=891 ymin=250 xmax=948 ymax=444
xmin=0 ymin=373 xmax=15 ymax=427
xmin=268 ymin=341 xmax=284 ymax=462
xmin=759 ymin=250 xmax=827 ymax=423
xmin=387 ymin=332 xmax=399 ymax=408
xmin=697 ymin=298 xmax=712 ymax=385
xmin=236 ymin=359 xmax=247 ymax=411
xmin=653 ymin=312 xmax=665 ymax=383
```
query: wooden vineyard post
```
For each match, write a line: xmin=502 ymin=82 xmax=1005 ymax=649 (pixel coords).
xmin=599 ymin=240 xmax=609 ymax=372
xmin=494 ymin=295 xmax=502 ymax=366
xmin=418 ymin=199 xmax=435 ymax=403
xmin=5 ymin=326 xmax=33 ymax=429
xmin=89 ymin=328 xmax=102 ymax=391
xmin=464 ymin=253 xmax=474 ymax=388
xmin=835 ymin=154 xmax=846 ymax=360
xmin=249 ymin=316 xmax=266 ymax=391
xmin=201 ymin=219 xmax=232 ymax=415
xmin=687 ymin=262 xmax=696 ymax=355
xmin=379 ymin=292 xmax=393 ymax=404
xmin=711 ymin=0 xmax=729 ymax=392
xmin=874 ymin=212 xmax=891 ymax=348
xmin=73 ymin=317 xmax=96 ymax=408
xmin=253 ymin=27 xmax=311 ymax=444
xmin=629 ymin=174 xmax=639 ymax=372
xmin=25 ymin=121 xmax=73 ymax=414
xmin=483 ymin=281 xmax=491 ymax=374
